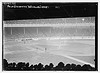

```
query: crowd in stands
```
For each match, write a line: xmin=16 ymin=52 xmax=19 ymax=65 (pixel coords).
xmin=3 ymin=59 xmax=95 ymax=71
xmin=5 ymin=26 xmax=95 ymax=39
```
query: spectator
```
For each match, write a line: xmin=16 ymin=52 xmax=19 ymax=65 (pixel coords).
xmin=3 ymin=59 xmax=95 ymax=71
xmin=75 ymin=64 xmax=82 ymax=71
xmin=33 ymin=64 xmax=38 ymax=70
xmin=37 ymin=63 xmax=43 ymax=70
xmin=49 ymin=63 xmax=54 ymax=70
xmin=63 ymin=64 xmax=71 ymax=71
xmin=54 ymin=62 xmax=64 ymax=70
xmin=3 ymin=59 xmax=8 ymax=70
xmin=70 ymin=63 xmax=76 ymax=70
xmin=30 ymin=65 xmax=34 ymax=70
xmin=44 ymin=65 xmax=51 ymax=70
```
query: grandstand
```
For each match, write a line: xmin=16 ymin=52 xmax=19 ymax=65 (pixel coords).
xmin=4 ymin=26 xmax=95 ymax=40
xmin=3 ymin=17 xmax=95 ymax=40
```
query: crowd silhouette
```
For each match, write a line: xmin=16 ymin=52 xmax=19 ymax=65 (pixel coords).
xmin=3 ymin=59 xmax=95 ymax=71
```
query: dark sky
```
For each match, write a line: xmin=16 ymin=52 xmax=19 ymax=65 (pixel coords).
xmin=2 ymin=2 xmax=98 ymax=20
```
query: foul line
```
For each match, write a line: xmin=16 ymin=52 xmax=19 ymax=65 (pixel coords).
xmin=50 ymin=52 xmax=95 ymax=67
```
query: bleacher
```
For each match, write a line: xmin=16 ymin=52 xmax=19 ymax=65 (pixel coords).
xmin=4 ymin=26 xmax=95 ymax=40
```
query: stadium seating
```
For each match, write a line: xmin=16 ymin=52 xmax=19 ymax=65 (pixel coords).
xmin=4 ymin=26 xmax=95 ymax=40
xmin=3 ymin=59 xmax=95 ymax=71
